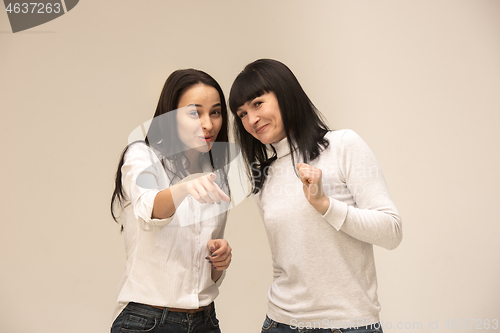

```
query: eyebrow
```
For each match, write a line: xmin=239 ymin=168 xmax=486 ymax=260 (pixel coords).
xmin=236 ymin=99 xmax=255 ymax=112
xmin=192 ymin=103 xmax=221 ymax=108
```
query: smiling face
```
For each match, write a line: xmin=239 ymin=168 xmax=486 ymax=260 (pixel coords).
xmin=235 ymin=91 xmax=286 ymax=145
xmin=176 ymin=83 xmax=223 ymax=154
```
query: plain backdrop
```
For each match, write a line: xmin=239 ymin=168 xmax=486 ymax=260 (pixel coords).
xmin=1 ymin=1 xmax=499 ymax=332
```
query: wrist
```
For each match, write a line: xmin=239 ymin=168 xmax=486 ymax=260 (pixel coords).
xmin=212 ymin=268 xmax=223 ymax=282
xmin=171 ymin=182 xmax=188 ymax=198
xmin=310 ymin=195 xmax=330 ymax=215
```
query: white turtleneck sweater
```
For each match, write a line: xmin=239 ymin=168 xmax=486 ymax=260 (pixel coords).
xmin=254 ymin=129 xmax=402 ymax=329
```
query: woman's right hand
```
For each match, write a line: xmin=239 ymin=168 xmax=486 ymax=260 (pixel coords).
xmin=183 ymin=173 xmax=230 ymax=204
xmin=152 ymin=173 xmax=230 ymax=219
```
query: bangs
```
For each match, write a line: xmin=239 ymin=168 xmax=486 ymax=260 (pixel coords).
xmin=229 ymin=69 xmax=269 ymax=113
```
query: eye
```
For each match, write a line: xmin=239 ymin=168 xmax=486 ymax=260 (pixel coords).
xmin=188 ymin=109 xmax=199 ymax=117
xmin=253 ymin=101 xmax=262 ymax=108
xmin=237 ymin=111 xmax=247 ymax=119
xmin=211 ymin=109 xmax=221 ymax=116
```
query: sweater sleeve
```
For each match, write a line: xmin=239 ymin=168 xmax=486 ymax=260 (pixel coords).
xmin=322 ymin=130 xmax=403 ymax=250
xmin=253 ymin=195 xmax=283 ymax=281
xmin=121 ymin=143 xmax=174 ymax=229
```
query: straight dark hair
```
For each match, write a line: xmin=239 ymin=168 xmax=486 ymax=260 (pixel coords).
xmin=111 ymin=69 xmax=229 ymax=224
xmin=229 ymin=59 xmax=329 ymax=194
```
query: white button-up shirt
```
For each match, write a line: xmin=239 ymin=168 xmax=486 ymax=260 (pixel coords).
xmin=112 ymin=142 xmax=230 ymax=320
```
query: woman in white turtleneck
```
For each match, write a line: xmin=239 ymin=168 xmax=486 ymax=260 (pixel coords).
xmin=229 ymin=59 xmax=402 ymax=333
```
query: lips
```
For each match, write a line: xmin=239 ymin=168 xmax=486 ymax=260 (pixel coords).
xmin=256 ymin=124 xmax=269 ymax=134
xmin=198 ymin=135 xmax=213 ymax=142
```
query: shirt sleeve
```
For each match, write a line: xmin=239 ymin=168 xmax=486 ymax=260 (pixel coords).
xmin=121 ymin=143 xmax=174 ymax=229
xmin=322 ymin=130 xmax=403 ymax=250
xmin=212 ymin=212 xmax=228 ymax=287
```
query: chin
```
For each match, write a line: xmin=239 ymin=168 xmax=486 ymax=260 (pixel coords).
xmin=253 ymin=134 xmax=269 ymax=145
xmin=195 ymin=143 xmax=212 ymax=153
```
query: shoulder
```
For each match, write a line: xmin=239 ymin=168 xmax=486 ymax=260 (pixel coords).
xmin=125 ymin=141 xmax=153 ymax=157
xmin=324 ymin=129 xmax=365 ymax=149
xmin=123 ymin=141 xmax=162 ymax=165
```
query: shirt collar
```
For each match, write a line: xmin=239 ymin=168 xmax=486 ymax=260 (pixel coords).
xmin=270 ymin=136 xmax=296 ymax=159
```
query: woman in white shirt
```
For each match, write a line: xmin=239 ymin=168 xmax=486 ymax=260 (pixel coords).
xmin=229 ymin=59 xmax=402 ymax=333
xmin=110 ymin=69 xmax=233 ymax=333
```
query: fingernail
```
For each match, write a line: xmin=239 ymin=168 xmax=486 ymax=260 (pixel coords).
xmin=213 ymin=267 xmax=217 ymax=270
xmin=210 ymin=247 xmax=214 ymax=251
xmin=205 ymin=257 xmax=210 ymax=260
xmin=211 ymin=253 xmax=217 ymax=257
xmin=208 ymin=260 xmax=213 ymax=264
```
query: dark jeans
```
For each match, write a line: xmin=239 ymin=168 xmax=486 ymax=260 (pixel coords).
xmin=111 ymin=302 xmax=221 ymax=333
xmin=261 ymin=316 xmax=383 ymax=333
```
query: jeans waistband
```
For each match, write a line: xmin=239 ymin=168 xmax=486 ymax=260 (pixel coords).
xmin=126 ymin=302 xmax=215 ymax=325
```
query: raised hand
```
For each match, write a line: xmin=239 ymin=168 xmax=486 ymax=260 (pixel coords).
xmin=296 ymin=163 xmax=330 ymax=215
xmin=184 ymin=173 xmax=230 ymax=204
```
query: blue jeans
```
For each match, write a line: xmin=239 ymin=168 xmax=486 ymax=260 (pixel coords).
xmin=111 ymin=302 xmax=221 ymax=333
xmin=261 ymin=316 xmax=383 ymax=333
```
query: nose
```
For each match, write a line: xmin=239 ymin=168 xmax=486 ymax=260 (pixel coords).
xmin=247 ymin=111 xmax=260 ymax=126
xmin=200 ymin=114 xmax=213 ymax=131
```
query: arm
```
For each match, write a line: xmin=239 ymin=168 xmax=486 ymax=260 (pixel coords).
xmin=152 ymin=173 xmax=231 ymax=219
xmin=121 ymin=143 xmax=172 ymax=228
xmin=298 ymin=130 xmax=402 ymax=250
xmin=206 ymin=218 xmax=230 ymax=284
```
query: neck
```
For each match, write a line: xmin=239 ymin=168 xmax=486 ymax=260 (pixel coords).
xmin=183 ymin=149 xmax=202 ymax=174
xmin=270 ymin=135 xmax=294 ymax=159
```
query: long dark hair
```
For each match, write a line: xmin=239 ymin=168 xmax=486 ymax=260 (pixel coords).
xmin=229 ymin=59 xmax=329 ymax=194
xmin=111 ymin=69 xmax=229 ymax=224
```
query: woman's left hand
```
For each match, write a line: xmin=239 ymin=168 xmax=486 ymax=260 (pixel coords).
xmin=206 ymin=239 xmax=232 ymax=271
xmin=297 ymin=163 xmax=330 ymax=215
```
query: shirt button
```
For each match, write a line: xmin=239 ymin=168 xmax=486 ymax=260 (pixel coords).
xmin=193 ymin=289 xmax=198 ymax=294
xmin=195 ymin=236 xmax=200 ymax=242
xmin=195 ymin=211 xmax=200 ymax=216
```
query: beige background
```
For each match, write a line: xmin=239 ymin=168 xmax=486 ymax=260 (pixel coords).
xmin=1 ymin=1 xmax=499 ymax=332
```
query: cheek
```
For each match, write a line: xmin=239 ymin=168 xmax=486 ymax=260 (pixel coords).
xmin=176 ymin=122 xmax=188 ymax=138
xmin=275 ymin=112 xmax=284 ymax=128
xmin=213 ymin=118 xmax=223 ymax=134
xmin=177 ymin=118 xmax=199 ymax=139
xmin=241 ymin=120 xmax=252 ymax=133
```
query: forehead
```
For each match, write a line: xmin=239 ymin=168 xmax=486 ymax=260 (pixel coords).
xmin=179 ymin=84 xmax=220 ymax=105
xmin=237 ymin=91 xmax=276 ymax=111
